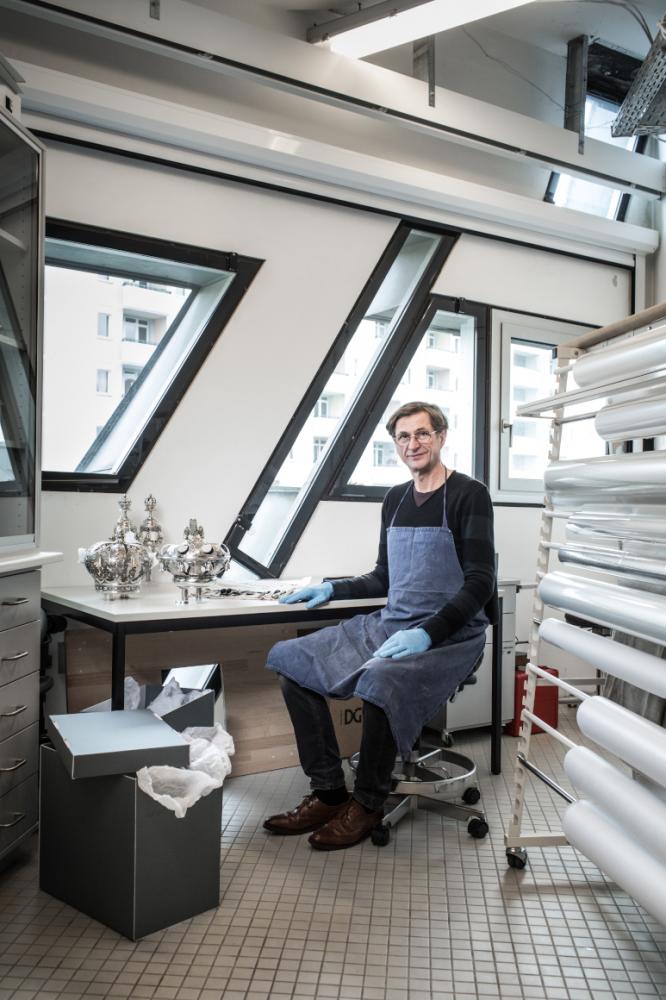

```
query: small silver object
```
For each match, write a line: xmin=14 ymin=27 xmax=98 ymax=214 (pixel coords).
xmin=138 ymin=494 xmax=164 ymax=582
xmin=157 ymin=519 xmax=231 ymax=604
xmin=81 ymin=496 xmax=152 ymax=599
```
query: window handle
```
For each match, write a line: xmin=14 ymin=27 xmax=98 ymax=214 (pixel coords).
xmin=0 ymin=705 xmax=27 ymax=718
xmin=501 ymin=419 xmax=513 ymax=447
xmin=1 ymin=598 xmax=29 ymax=607
xmin=0 ymin=812 xmax=25 ymax=829
xmin=0 ymin=758 xmax=26 ymax=773
xmin=1 ymin=651 xmax=28 ymax=662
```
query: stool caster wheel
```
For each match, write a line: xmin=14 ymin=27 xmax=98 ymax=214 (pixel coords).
xmin=506 ymin=847 xmax=527 ymax=869
xmin=467 ymin=817 xmax=489 ymax=839
xmin=462 ymin=787 xmax=480 ymax=805
xmin=441 ymin=732 xmax=454 ymax=748
xmin=371 ymin=824 xmax=390 ymax=846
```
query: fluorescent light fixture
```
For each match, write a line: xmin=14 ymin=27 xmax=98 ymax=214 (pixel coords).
xmin=308 ymin=0 xmax=537 ymax=59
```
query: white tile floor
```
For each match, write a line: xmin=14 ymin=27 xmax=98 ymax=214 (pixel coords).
xmin=1 ymin=708 xmax=665 ymax=1000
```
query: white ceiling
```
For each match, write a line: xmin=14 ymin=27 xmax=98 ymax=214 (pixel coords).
xmin=191 ymin=1 xmax=664 ymax=59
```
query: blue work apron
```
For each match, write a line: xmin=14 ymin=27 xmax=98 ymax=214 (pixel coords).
xmin=267 ymin=480 xmax=488 ymax=757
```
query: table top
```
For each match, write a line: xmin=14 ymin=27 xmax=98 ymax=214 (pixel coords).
xmin=42 ymin=583 xmax=385 ymax=623
xmin=42 ymin=579 xmax=518 ymax=625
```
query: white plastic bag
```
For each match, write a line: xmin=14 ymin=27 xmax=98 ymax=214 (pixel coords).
xmin=136 ymin=766 xmax=219 ymax=819
xmin=137 ymin=723 xmax=235 ymax=817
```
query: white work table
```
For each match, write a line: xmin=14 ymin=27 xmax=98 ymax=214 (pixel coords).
xmin=42 ymin=582 xmax=514 ymax=773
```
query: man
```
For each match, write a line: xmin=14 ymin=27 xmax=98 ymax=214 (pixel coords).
xmin=264 ymin=401 xmax=496 ymax=851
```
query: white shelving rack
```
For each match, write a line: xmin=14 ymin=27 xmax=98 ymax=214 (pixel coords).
xmin=504 ymin=301 xmax=666 ymax=927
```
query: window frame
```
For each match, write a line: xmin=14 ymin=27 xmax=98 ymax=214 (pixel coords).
xmin=225 ymin=222 xmax=460 ymax=578
xmin=491 ymin=309 xmax=595 ymax=502
xmin=326 ymin=295 xmax=489 ymax=501
xmin=42 ymin=219 xmax=262 ymax=492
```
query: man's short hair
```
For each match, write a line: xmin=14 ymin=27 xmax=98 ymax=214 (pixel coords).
xmin=386 ymin=401 xmax=449 ymax=438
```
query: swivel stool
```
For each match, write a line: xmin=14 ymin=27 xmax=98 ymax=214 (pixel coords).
xmin=350 ymin=652 xmax=489 ymax=846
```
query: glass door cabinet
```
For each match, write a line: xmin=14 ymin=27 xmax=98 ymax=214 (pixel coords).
xmin=0 ymin=111 xmax=42 ymax=549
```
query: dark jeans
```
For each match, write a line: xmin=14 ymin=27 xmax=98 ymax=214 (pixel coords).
xmin=279 ymin=675 xmax=397 ymax=812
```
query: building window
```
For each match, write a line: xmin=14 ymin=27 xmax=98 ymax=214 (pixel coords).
xmin=97 ymin=313 xmax=110 ymax=338
xmin=373 ymin=441 xmax=398 ymax=466
xmin=313 ymin=437 xmax=328 ymax=461
xmin=314 ymin=396 xmax=329 ymax=418
xmin=122 ymin=365 xmax=141 ymax=396
xmin=124 ymin=315 xmax=154 ymax=344
xmin=42 ymin=220 xmax=261 ymax=489
xmin=426 ymin=366 xmax=451 ymax=391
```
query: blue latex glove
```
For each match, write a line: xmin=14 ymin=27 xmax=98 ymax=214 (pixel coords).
xmin=373 ymin=627 xmax=432 ymax=660
xmin=279 ymin=582 xmax=334 ymax=610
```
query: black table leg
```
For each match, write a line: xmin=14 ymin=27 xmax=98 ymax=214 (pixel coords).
xmin=111 ymin=624 xmax=126 ymax=710
xmin=491 ymin=596 xmax=503 ymax=775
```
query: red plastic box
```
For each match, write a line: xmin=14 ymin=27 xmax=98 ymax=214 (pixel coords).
xmin=506 ymin=667 xmax=559 ymax=737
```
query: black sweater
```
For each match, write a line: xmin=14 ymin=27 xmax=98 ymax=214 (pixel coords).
xmin=331 ymin=472 xmax=496 ymax=644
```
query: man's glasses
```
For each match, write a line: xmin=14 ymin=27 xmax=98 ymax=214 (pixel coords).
xmin=394 ymin=429 xmax=439 ymax=447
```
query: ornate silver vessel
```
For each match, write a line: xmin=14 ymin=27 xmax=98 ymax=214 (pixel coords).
xmin=138 ymin=494 xmax=164 ymax=582
xmin=80 ymin=496 xmax=152 ymax=599
xmin=138 ymin=494 xmax=164 ymax=554
xmin=157 ymin=519 xmax=231 ymax=604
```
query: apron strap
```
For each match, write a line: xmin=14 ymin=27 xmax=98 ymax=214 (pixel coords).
xmin=388 ymin=468 xmax=452 ymax=530
xmin=388 ymin=482 xmax=414 ymax=529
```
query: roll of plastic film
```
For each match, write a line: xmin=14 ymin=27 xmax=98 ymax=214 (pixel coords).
xmin=568 ymin=506 xmax=666 ymax=544
xmin=558 ymin=545 xmax=666 ymax=584
xmin=564 ymin=746 xmax=666 ymax=865
xmin=576 ymin=696 xmax=666 ymax=788
xmin=595 ymin=396 xmax=666 ymax=441
xmin=572 ymin=324 xmax=666 ymax=388
xmin=538 ymin=572 xmax=666 ymax=644
xmin=562 ymin=800 xmax=666 ymax=927
xmin=544 ymin=451 xmax=666 ymax=507
xmin=539 ymin=618 xmax=666 ymax=698
xmin=566 ymin=520 xmax=666 ymax=557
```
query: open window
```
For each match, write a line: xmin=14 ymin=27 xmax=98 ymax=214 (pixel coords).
xmin=493 ymin=311 xmax=606 ymax=501
xmin=227 ymin=223 xmax=462 ymax=577
xmin=42 ymin=221 xmax=261 ymax=491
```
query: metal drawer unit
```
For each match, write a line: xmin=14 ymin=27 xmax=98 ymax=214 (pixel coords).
xmin=0 ymin=570 xmax=41 ymax=861
xmin=0 ymin=572 xmax=41 ymax=632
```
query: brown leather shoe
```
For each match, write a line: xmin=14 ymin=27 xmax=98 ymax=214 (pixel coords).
xmin=263 ymin=793 xmax=351 ymax=835
xmin=308 ymin=798 xmax=383 ymax=851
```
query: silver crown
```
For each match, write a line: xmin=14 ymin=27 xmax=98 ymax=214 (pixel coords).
xmin=80 ymin=495 xmax=152 ymax=599
xmin=157 ymin=518 xmax=231 ymax=604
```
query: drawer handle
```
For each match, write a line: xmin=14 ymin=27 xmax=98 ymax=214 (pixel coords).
xmin=0 ymin=758 xmax=26 ymax=773
xmin=1 ymin=651 xmax=28 ymax=662
xmin=0 ymin=812 xmax=25 ymax=829
xmin=1 ymin=598 xmax=30 ymax=607
xmin=0 ymin=705 xmax=26 ymax=718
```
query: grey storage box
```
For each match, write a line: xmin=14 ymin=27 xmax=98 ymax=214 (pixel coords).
xmin=39 ymin=745 xmax=221 ymax=939
xmin=47 ymin=710 xmax=190 ymax=779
